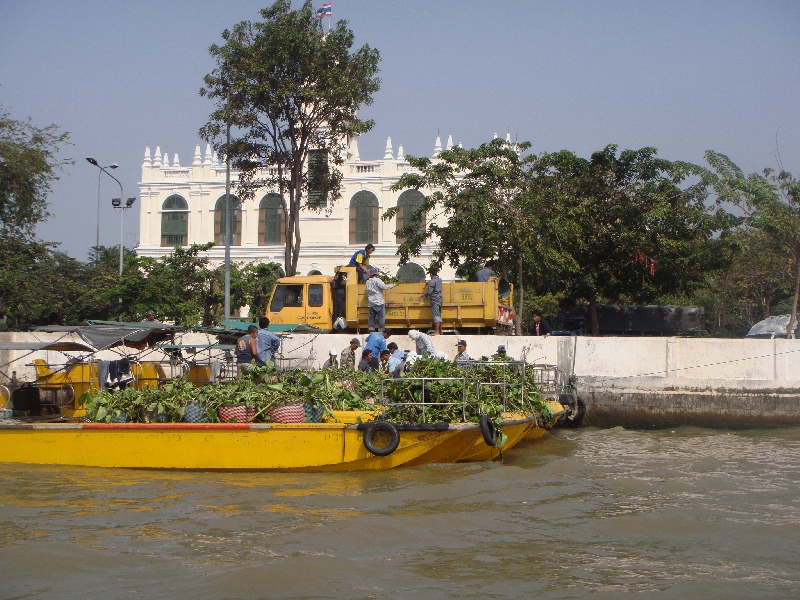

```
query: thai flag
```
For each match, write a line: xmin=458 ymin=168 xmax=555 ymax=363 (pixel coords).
xmin=316 ymin=3 xmax=331 ymax=18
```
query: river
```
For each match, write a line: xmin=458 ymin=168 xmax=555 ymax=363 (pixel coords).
xmin=1 ymin=426 xmax=798 ymax=599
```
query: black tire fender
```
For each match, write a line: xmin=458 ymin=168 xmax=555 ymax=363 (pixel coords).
xmin=559 ymin=394 xmax=586 ymax=427
xmin=479 ymin=415 xmax=498 ymax=447
xmin=363 ymin=421 xmax=400 ymax=456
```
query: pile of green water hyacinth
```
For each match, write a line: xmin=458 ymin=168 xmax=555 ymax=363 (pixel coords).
xmin=80 ymin=358 xmax=547 ymax=426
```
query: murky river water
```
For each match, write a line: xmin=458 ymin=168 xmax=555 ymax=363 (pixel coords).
xmin=1 ymin=426 xmax=799 ymax=599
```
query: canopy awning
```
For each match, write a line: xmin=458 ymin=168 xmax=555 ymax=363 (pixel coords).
xmin=0 ymin=340 xmax=96 ymax=352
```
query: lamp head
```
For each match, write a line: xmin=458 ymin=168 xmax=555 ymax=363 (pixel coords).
xmin=125 ymin=198 xmax=136 ymax=208
xmin=109 ymin=164 xmax=119 ymax=169
xmin=112 ymin=198 xmax=122 ymax=208
xmin=86 ymin=156 xmax=98 ymax=166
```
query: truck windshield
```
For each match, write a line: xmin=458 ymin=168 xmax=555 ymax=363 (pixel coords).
xmin=270 ymin=284 xmax=304 ymax=312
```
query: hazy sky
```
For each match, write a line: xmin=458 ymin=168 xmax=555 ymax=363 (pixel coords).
xmin=1 ymin=0 xmax=798 ymax=259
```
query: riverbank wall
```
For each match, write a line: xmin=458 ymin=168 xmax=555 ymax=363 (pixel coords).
xmin=3 ymin=331 xmax=799 ymax=428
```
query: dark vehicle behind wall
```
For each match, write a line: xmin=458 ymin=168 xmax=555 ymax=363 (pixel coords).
xmin=555 ymin=305 xmax=706 ymax=336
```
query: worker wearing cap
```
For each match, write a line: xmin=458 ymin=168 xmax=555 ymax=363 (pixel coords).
xmin=492 ymin=344 xmax=514 ymax=362
xmin=323 ymin=348 xmax=338 ymax=368
xmin=340 ymin=338 xmax=361 ymax=370
xmin=454 ymin=339 xmax=471 ymax=365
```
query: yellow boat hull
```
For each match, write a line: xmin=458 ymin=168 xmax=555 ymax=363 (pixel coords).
xmin=457 ymin=414 xmax=537 ymax=462
xmin=0 ymin=421 xmax=480 ymax=472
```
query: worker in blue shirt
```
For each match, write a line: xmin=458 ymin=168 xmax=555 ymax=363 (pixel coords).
xmin=364 ymin=329 xmax=390 ymax=358
xmin=348 ymin=243 xmax=375 ymax=283
xmin=256 ymin=316 xmax=281 ymax=364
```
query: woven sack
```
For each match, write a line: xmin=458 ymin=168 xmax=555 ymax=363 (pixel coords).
xmin=110 ymin=412 xmax=129 ymax=423
xmin=266 ymin=401 xmax=305 ymax=423
xmin=183 ymin=402 xmax=208 ymax=423
xmin=217 ymin=403 xmax=256 ymax=423
xmin=304 ymin=402 xmax=324 ymax=423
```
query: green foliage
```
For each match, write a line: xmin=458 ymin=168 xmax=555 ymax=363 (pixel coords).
xmin=200 ymin=0 xmax=381 ymax=275
xmin=699 ymin=152 xmax=800 ymax=334
xmin=0 ymin=105 xmax=71 ymax=233
xmin=80 ymin=358 xmax=547 ymax=430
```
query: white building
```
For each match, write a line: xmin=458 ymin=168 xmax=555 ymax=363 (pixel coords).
xmin=135 ymin=133 xmax=468 ymax=283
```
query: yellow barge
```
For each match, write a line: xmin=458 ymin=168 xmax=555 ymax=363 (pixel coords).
xmin=0 ymin=420 xmax=485 ymax=472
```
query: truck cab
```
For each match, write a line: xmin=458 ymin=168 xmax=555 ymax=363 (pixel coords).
xmin=267 ymin=274 xmax=335 ymax=329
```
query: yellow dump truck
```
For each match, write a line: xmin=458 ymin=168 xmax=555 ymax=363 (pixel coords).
xmin=266 ymin=266 xmax=515 ymax=333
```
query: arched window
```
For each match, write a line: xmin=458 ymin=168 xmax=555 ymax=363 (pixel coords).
xmin=396 ymin=190 xmax=426 ymax=243
xmin=259 ymin=193 xmax=285 ymax=245
xmin=396 ymin=263 xmax=426 ymax=283
xmin=161 ymin=195 xmax=189 ymax=247
xmin=214 ymin=195 xmax=241 ymax=246
xmin=349 ymin=190 xmax=379 ymax=245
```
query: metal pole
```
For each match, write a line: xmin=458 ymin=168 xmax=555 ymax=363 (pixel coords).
xmin=96 ymin=170 xmax=102 ymax=249
xmin=224 ymin=121 xmax=231 ymax=321
xmin=118 ymin=184 xmax=124 ymax=322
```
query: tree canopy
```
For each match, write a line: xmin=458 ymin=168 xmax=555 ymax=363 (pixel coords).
xmin=0 ymin=105 xmax=70 ymax=234
xmin=200 ymin=0 xmax=381 ymax=275
xmin=388 ymin=141 xmax=736 ymax=335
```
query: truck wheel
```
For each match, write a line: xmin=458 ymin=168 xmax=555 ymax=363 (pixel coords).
xmin=363 ymin=422 xmax=400 ymax=456
xmin=479 ymin=415 xmax=498 ymax=447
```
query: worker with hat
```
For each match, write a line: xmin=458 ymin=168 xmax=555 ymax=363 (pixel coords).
xmin=340 ymin=337 xmax=361 ymax=370
xmin=323 ymin=348 xmax=338 ymax=368
xmin=454 ymin=339 xmax=471 ymax=365
xmin=492 ymin=344 xmax=514 ymax=362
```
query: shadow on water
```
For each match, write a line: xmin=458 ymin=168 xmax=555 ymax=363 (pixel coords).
xmin=1 ymin=427 xmax=799 ymax=599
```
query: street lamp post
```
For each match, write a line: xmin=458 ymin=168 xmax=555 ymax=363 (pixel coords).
xmin=86 ymin=158 xmax=118 ymax=249
xmin=111 ymin=197 xmax=137 ymax=321
xmin=87 ymin=156 xmax=135 ymax=322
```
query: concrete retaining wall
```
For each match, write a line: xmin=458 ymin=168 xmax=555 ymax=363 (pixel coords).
xmin=3 ymin=330 xmax=800 ymax=427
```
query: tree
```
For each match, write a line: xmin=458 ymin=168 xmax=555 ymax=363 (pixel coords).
xmin=0 ymin=105 xmax=71 ymax=233
xmin=540 ymin=146 xmax=734 ymax=335
xmin=0 ymin=106 xmax=71 ymax=329
xmin=200 ymin=0 xmax=381 ymax=275
xmin=705 ymin=151 xmax=800 ymax=336
xmin=387 ymin=138 xmax=568 ymax=334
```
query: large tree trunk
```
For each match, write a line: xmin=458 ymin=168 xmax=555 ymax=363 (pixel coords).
xmin=787 ymin=242 xmax=800 ymax=338
xmin=588 ymin=288 xmax=600 ymax=336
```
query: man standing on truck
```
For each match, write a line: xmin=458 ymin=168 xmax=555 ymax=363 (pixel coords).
xmin=422 ymin=267 xmax=443 ymax=335
xmin=348 ymin=243 xmax=375 ymax=283
xmin=256 ymin=317 xmax=281 ymax=365
xmin=475 ymin=260 xmax=495 ymax=282
xmin=366 ymin=267 xmax=396 ymax=331
xmin=340 ymin=338 xmax=361 ymax=370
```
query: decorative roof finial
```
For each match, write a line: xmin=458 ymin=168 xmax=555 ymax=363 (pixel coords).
xmin=203 ymin=143 xmax=213 ymax=166
xmin=193 ymin=144 xmax=202 ymax=166
xmin=153 ymin=146 xmax=162 ymax=167
xmin=397 ymin=144 xmax=405 ymax=161
xmin=433 ymin=133 xmax=442 ymax=158
xmin=384 ymin=136 xmax=394 ymax=160
xmin=143 ymin=146 xmax=152 ymax=168
xmin=173 ymin=153 xmax=180 ymax=167
xmin=446 ymin=135 xmax=453 ymax=151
